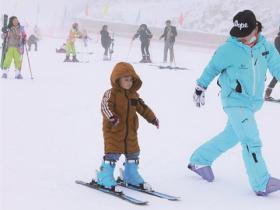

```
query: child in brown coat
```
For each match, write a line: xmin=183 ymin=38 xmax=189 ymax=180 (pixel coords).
xmin=95 ymin=62 xmax=159 ymax=191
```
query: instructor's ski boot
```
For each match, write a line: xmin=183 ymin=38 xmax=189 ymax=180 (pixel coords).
xmin=64 ymin=55 xmax=71 ymax=62
xmin=72 ymin=56 xmax=79 ymax=63
xmin=188 ymin=163 xmax=214 ymax=182
xmin=96 ymin=161 xmax=117 ymax=190
xmin=256 ymin=177 xmax=280 ymax=196
xmin=1 ymin=73 xmax=7 ymax=79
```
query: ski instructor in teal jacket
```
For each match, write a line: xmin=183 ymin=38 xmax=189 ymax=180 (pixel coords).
xmin=188 ymin=10 xmax=280 ymax=196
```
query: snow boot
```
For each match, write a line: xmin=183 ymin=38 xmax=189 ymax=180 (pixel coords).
xmin=64 ymin=55 xmax=71 ymax=62
xmin=1 ymin=73 xmax=7 ymax=79
xmin=15 ymin=71 xmax=23 ymax=79
xmin=72 ymin=55 xmax=79 ymax=62
xmin=139 ymin=56 xmax=146 ymax=63
xmin=123 ymin=159 xmax=145 ymax=187
xmin=146 ymin=55 xmax=152 ymax=63
xmin=256 ymin=177 xmax=280 ymax=196
xmin=96 ymin=161 xmax=117 ymax=190
xmin=103 ymin=55 xmax=109 ymax=61
xmin=15 ymin=74 xmax=23 ymax=79
xmin=188 ymin=163 xmax=214 ymax=182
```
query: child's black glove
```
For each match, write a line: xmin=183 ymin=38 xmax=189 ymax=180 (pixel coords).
xmin=151 ymin=118 xmax=159 ymax=129
xmin=109 ymin=115 xmax=119 ymax=127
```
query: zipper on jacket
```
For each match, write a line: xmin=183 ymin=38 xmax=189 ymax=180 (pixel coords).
xmin=251 ymin=49 xmax=256 ymax=96
xmin=124 ymin=91 xmax=130 ymax=154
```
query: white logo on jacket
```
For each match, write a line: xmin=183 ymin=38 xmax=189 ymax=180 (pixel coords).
xmin=234 ymin=20 xmax=248 ymax=30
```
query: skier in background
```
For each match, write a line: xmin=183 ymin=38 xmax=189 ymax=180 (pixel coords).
xmin=94 ymin=62 xmax=159 ymax=191
xmin=264 ymin=31 xmax=280 ymax=100
xmin=132 ymin=24 xmax=153 ymax=63
xmin=160 ymin=20 xmax=177 ymax=64
xmin=189 ymin=10 xmax=280 ymax=196
xmin=64 ymin=23 xmax=82 ymax=62
xmin=1 ymin=16 xmax=26 ymax=79
xmin=27 ymin=34 xmax=39 ymax=51
xmin=100 ymin=25 xmax=112 ymax=61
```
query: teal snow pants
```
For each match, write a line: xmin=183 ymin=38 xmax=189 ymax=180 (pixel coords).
xmin=190 ymin=107 xmax=270 ymax=192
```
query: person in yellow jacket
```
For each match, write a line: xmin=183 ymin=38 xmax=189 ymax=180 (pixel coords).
xmin=64 ymin=23 xmax=82 ymax=62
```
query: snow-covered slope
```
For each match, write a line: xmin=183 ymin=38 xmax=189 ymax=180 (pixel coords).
xmin=0 ymin=35 xmax=279 ymax=210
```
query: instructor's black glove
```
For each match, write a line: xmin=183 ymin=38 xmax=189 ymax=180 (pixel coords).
xmin=193 ymin=84 xmax=206 ymax=108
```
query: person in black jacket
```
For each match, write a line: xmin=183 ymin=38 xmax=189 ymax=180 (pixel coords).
xmin=132 ymin=24 xmax=153 ymax=63
xmin=265 ymin=31 xmax=280 ymax=100
xmin=160 ymin=20 xmax=177 ymax=64
xmin=100 ymin=25 xmax=112 ymax=61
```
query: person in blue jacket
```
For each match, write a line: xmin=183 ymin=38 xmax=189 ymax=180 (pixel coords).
xmin=188 ymin=10 xmax=280 ymax=196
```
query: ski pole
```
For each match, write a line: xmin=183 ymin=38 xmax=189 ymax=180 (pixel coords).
xmin=24 ymin=44 xmax=34 ymax=80
xmin=172 ymin=45 xmax=177 ymax=67
xmin=109 ymin=32 xmax=114 ymax=61
xmin=19 ymin=51 xmax=24 ymax=71
xmin=149 ymin=41 xmax=153 ymax=62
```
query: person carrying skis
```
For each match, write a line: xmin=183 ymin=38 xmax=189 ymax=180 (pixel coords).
xmin=264 ymin=31 xmax=280 ymax=100
xmin=100 ymin=25 xmax=113 ymax=61
xmin=189 ymin=10 xmax=280 ymax=196
xmin=64 ymin=22 xmax=82 ymax=62
xmin=95 ymin=62 xmax=159 ymax=191
xmin=1 ymin=16 xmax=26 ymax=79
xmin=132 ymin=24 xmax=153 ymax=63
xmin=160 ymin=20 xmax=177 ymax=64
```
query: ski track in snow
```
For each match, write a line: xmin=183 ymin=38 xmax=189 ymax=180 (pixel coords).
xmin=0 ymin=36 xmax=279 ymax=210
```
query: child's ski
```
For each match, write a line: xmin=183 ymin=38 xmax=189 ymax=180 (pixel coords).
xmin=116 ymin=178 xmax=180 ymax=201
xmin=75 ymin=180 xmax=148 ymax=205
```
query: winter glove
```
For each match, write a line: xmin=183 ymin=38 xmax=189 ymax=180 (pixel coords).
xmin=109 ymin=115 xmax=119 ymax=127
xmin=193 ymin=85 xmax=206 ymax=107
xmin=151 ymin=118 xmax=159 ymax=129
xmin=1 ymin=26 xmax=8 ymax=33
